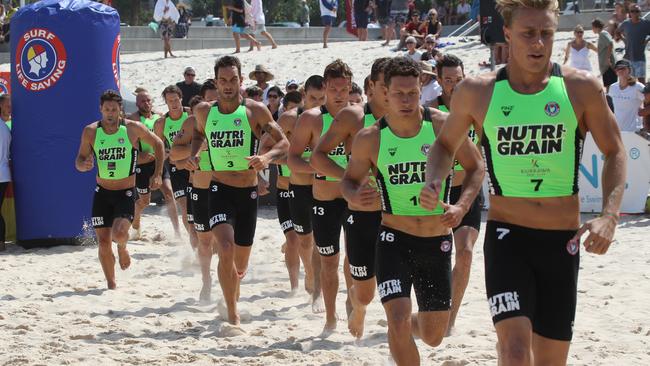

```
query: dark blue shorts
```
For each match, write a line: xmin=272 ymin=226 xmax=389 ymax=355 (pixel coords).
xmin=321 ymin=15 xmax=336 ymax=26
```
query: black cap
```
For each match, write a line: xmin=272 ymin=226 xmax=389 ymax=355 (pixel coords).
xmin=615 ymin=59 xmax=631 ymax=69
xmin=643 ymin=84 xmax=650 ymax=94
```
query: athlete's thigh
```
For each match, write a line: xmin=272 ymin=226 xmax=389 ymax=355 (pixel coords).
xmin=495 ymin=316 xmax=533 ymax=350
xmin=453 ymin=226 xmax=479 ymax=252
xmin=212 ymin=223 xmax=236 ymax=248
xmin=112 ymin=217 xmax=132 ymax=236
xmin=382 ymin=296 xmax=412 ymax=323
xmin=532 ymin=333 xmax=570 ymax=366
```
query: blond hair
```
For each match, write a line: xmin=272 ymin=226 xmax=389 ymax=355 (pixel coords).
xmin=573 ymin=24 xmax=584 ymax=33
xmin=496 ymin=0 xmax=559 ymax=27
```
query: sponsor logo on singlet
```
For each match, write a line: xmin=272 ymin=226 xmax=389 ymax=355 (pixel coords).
xmin=97 ymin=147 xmax=127 ymax=160
xmin=544 ymin=101 xmax=560 ymax=117
xmin=328 ymin=142 xmax=345 ymax=156
xmin=15 ymin=28 xmax=67 ymax=91
xmin=210 ymin=130 xmax=245 ymax=148
xmin=488 ymin=291 xmax=521 ymax=317
xmin=386 ymin=161 xmax=427 ymax=185
xmin=378 ymin=279 xmax=402 ymax=299
xmin=501 ymin=105 xmax=513 ymax=116
xmin=496 ymin=124 xmax=566 ymax=155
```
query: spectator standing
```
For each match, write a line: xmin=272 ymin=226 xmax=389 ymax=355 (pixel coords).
xmin=592 ymin=18 xmax=617 ymax=89
xmin=438 ymin=1 xmax=449 ymax=25
xmin=354 ymin=0 xmax=371 ymax=41
xmin=455 ymin=0 xmax=471 ymax=24
xmin=0 ymin=95 xmax=10 ymax=250
xmin=469 ymin=0 xmax=480 ymax=23
xmin=608 ymin=59 xmax=645 ymax=132
xmin=320 ymin=0 xmax=338 ymax=48
xmin=154 ymin=0 xmax=179 ymax=58
xmin=175 ymin=67 xmax=201 ymax=107
xmin=0 ymin=94 xmax=10 ymax=130
xmin=226 ymin=0 xmax=260 ymax=53
xmin=250 ymin=0 xmax=279 ymax=49
xmin=249 ymin=64 xmax=275 ymax=104
xmin=300 ymin=0 xmax=310 ymax=27
xmin=612 ymin=2 xmax=628 ymax=24
xmin=637 ymin=84 xmax=650 ymax=132
xmin=563 ymin=25 xmax=597 ymax=73
xmin=376 ymin=0 xmax=394 ymax=46
xmin=175 ymin=3 xmax=191 ymax=38
xmin=618 ymin=4 xmax=650 ymax=83
xmin=407 ymin=0 xmax=416 ymax=18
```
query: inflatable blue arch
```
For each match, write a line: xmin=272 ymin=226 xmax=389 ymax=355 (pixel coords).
xmin=11 ymin=0 xmax=120 ymax=247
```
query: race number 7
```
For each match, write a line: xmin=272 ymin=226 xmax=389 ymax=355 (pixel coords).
xmin=530 ymin=179 xmax=543 ymax=192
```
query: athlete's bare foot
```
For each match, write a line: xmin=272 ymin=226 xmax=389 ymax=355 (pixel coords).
xmin=129 ymin=227 xmax=141 ymax=240
xmin=256 ymin=42 xmax=262 ymax=51
xmin=348 ymin=305 xmax=367 ymax=339
xmin=271 ymin=44 xmax=278 ymax=49
xmin=233 ymin=49 xmax=241 ymax=54
xmin=117 ymin=246 xmax=131 ymax=270
xmin=107 ymin=279 xmax=117 ymax=289
xmin=445 ymin=322 xmax=456 ymax=337
xmin=323 ymin=314 xmax=338 ymax=333
xmin=311 ymin=292 xmax=325 ymax=314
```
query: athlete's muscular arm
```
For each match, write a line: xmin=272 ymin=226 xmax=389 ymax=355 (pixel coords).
xmin=571 ymin=73 xmax=627 ymax=255
xmin=312 ymin=106 xmax=360 ymax=179
xmin=75 ymin=125 xmax=95 ymax=172
xmin=153 ymin=116 xmax=168 ymax=160
xmin=423 ymin=78 xmax=481 ymax=204
xmin=187 ymin=102 xmax=210 ymax=171
xmin=131 ymin=121 xmax=165 ymax=190
xmin=248 ymin=101 xmax=288 ymax=171
xmin=288 ymin=111 xmax=317 ymax=174
xmin=170 ymin=117 xmax=195 ymax=167
xmin=341 ymin=127 xmax=380 ymax=208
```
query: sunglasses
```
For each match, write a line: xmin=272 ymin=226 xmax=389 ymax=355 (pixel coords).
xmin=575 ymin=31 xmax=584 ymax=34
xmin=268 ymin=94 xmax=279 ymax=98
xmin=426 ymin=40 xmax=435 ymax=44
xmin=631 ymin=9 xmax=641 ymax=13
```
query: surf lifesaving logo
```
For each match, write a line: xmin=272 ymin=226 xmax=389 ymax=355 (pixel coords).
xmin=0 ymin=76 xmax=8 ymax=94
xmin=112 ymin=34 xmax=121 ymax=89
xmin=15 ymin=28 xmax=67 ymax=92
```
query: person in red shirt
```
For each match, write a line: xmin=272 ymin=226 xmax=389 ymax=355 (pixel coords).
xmin=396 ymin=11 xmax=423 ymax=49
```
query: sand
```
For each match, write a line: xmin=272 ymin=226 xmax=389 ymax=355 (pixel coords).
xmin=1 ymin=34 xmax=649 ymax=365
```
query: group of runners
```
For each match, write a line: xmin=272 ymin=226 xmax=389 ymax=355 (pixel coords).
xmin=74 ymin=0 xmax=627 ymax=364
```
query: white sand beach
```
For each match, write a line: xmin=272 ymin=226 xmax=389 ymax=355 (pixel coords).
xmin=1 ymin=35 xmax=649 ymax=365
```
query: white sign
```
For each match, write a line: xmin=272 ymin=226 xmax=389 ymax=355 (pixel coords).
xmin=578 ymin=132 xmax=650 ymax=214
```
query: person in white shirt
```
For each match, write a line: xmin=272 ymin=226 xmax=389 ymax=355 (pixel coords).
xmin=608 ymin=59 xmax=645 ymax=132
xmin=455 ymin=0 xmax=471 ymax=24
xmin=249 ymin=0 xmax=278 ymax=50
xmin=419 ymin=61 xmax=442 ymax=106
xmin=403 ymin=36 xmax=422 ymax=62
xmin=0 ymin=97 xmax=10 ymax=249
xmin=153 ymin=0 xmax=180 ymax=58
xmin=320 ymin=0 xmax=337 ymax=48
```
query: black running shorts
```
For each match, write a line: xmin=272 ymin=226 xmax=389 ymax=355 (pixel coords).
xmin=288 ymin=184 xmax=313 ymax=235
xmin=375 ymin=226 xmax=452 ymax=312
xmin=312 ymin=198 xmax=347 ymax=257
xmin=209 ymin=182 xmax=258 ymax=246
xmin=169 ymin=163 xmax=189 ymax=199
xmin=277 ymin=189 xmax=294 ymax=233
xmin=91 ymin=185 xmax=137 ymax=228
xmin=344 ymin=209 xmax=382 ymax=280
xmin=135 ymin=161 xmax=155 ymax=195
xmin=192 ymin=182 xmax=218 ymax=233
xmin=449 ymin=185 xmax=483 ymax=232
xmin=484 ymin=220 xmax=579 ymax=341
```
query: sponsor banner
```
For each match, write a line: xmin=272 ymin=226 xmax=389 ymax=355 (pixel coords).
xmin=579 ymin=132 xmax=650 ymax=214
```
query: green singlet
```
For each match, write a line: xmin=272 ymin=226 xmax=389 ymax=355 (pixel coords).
xmin=204 ymin=99 xmax=258 ymax=171
xmin=93 ymin=121 xmax=137 ymax=180
xmin=363 ymin=103 xmax=378 ymax=127
xmin=482 ymin=63 xmax=582 ymax=198
xmin=138 ymin=114 xmax=158 ymax=154
xmin=316 ymin=106 xmax=348 ymax=181
xmin=5 ymin=120 xmax=11 ymax=130
xmin=375 ymin=109 xmax=450 ymax=216
xmin=198 ymin=150 xmax=213 ymax=171
xmin=163 ymin=112 xmax=188 ymax=148
xmin=436 ymin=96 xmax=480 ymax=172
